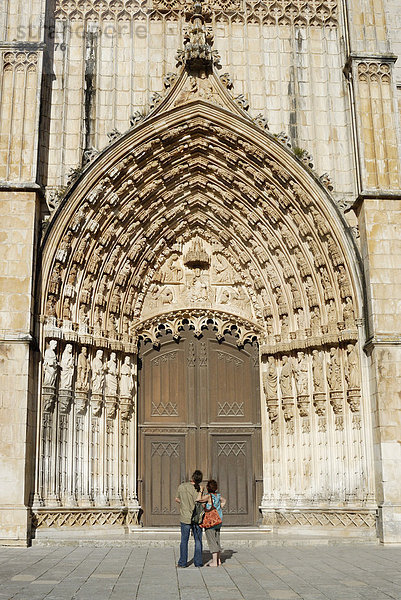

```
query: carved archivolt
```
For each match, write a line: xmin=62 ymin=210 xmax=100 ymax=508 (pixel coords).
xmin=41 ymin=117 xmax=359 ymax=356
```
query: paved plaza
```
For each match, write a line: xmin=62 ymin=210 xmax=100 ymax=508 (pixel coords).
xmin=1 ymin=542 xmax=401 ymax=600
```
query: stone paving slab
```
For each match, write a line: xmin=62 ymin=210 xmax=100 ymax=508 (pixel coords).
xmin=1 ymin=544 xmax=401 ymax=599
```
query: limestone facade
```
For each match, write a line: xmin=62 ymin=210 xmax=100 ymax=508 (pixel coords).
xmin=0 ymin=0 xmax=400 ymax=545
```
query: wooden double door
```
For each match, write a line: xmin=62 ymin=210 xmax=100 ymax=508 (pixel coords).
xmin=138 ymin=329 xmax=262 ymax=526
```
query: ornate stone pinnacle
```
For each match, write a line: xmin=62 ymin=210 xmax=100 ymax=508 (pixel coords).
xmin=184 ymin=238 xmax=211 ymax=269
xmin=176 ymin=0 xmax=220 ymax=71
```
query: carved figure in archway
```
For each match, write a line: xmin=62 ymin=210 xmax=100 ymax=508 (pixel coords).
xmin=43 ymin=340 xmax=58 ymax=387
xmin=212 ymin=253 xmax=233 ymax=283
xmin=77 ymin=347 xmax=89 ymax=391
xmin=310 ymin=306 xmax=321 ymax=335
xmin=296 ymin=308 xmax=305 ymax=330
xmin=327 ymin=347 xmax=341 ymax=391
xmin=105 ymin=352 xmax=118 ymax=396
xmin=263 ymin=355 xmax=278 ymax=399
xmin=280 ymin=355 xmax=293 ymax=398
xmin=312 ymin=350 xmax=325 ymax=393
xmin=60 ymin=344 xmax=74 ymax=390
xmin=120 ymin=356 xmax=136 ymax=398
xmin=327 ymin=299 xmax=337 ymax=325
xmin=346 ymin=344 xmax=360 ymax=389
xmin=163 ymin=253 xmax=183 ymax=283
xmin=295 ymin=351 xmax=309 ymax=396
xmin=92 ymin=350 xmax=105 ymax=394
xmin=160 ymin=286 xmax=174 ymax=305
xmin=218 ymin=288 xmax=230 ymax=304
xmin=343 ymin=296 xmax=355 ymax=323
xmin=189 ymin=272 xmax=209 ymax=303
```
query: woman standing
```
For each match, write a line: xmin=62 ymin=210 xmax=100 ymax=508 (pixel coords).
xmin=200 ymin=480 xmax=226 ymax=567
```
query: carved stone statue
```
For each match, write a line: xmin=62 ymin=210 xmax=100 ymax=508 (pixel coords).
xmin=310 ymin=306 xmax=321 ymax=335
xmin=296 ymin=308 xmax=305 ymax=330
xmin=346 ymin=344 xmax=360 ymax=389
xmin=343 ymin=296 xmax=355 ymax=323
xmin=77 ymin=347 xmax=89 ymax=391
xmin=92 ymin=350 xmax=105 ymax=395
xmin=279 ymin=355 xmax=293 ymax=398
xmin=312 ymin=350 xmax=325 ymax=393
xmin=295 ymin=351 xmax=309 ymax=396
xmin=43 ymin=340 xmax=58 ymax=387
xmin=60 ymin=344 xmax=74 ymax=390
xmin=120 ymin=356 xmax=135 ymax=398
xmin=105 ymin=352 xmax=118 ymax=396
xmin=212 ymin=253 xmax=233 ymax=283
xmin=263 ymin=356 xmax=277 ymax=399
xmin=327 ymin=347 xmax=342 ymax=391
xmin=163 ymin=253 xmax=183 ymax=283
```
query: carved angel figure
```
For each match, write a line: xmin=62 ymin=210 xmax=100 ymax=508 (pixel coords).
xmin=60 ymin=344 xmax=74 ymax=390
xmin=120 ymin=356 xmax=136 ymax=398
xmin=279 ymin=355 xmax=293 ymax=398
xmin=43 ymin=340 xmax=58 ymax=387
xmin=105 ymin=352 xmax=118 ymax=396
xmin=77 ymin=347 xmax=89 ymax=391
xmin=92 ymin=350 xmax=105 ymax=394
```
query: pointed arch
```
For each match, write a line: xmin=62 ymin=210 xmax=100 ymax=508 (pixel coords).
xmin=41 ymin=98 xmax=363 ymax=352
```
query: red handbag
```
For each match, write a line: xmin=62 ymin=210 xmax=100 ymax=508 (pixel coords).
xmin=200 ymin=495 xmax=222 ymax=529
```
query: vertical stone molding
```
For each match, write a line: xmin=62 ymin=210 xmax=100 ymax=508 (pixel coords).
xmin=354 ymin=60 xmax=400 ymax=190
xmin=0 ymin=51 xmax=40 ymax=181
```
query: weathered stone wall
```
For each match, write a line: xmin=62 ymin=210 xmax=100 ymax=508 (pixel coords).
xmin=46 ymin=2 xmax=354 ymax=202
xmin=0 ymin=191 xmax=39 ymax=544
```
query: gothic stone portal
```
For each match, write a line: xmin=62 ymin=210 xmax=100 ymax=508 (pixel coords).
xmin=138 ymin=329 xmax=262 ymax=527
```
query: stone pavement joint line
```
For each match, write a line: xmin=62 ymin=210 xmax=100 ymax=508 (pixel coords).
xmin=0 ymin=545 xmax=401 ymax=599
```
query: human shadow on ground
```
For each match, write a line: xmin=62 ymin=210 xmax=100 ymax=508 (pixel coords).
xmin=187 ymin=549 xmax=237 ymax=567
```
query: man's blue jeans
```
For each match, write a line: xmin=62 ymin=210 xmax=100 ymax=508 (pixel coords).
xmin=178 ymin=522 xmax=203 ymax=567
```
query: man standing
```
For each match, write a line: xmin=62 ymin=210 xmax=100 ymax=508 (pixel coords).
xmin=175 ymin=470 xmax=203 ymax=568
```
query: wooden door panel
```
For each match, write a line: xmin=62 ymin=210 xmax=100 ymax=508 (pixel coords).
xmin=144 ymin=435 xmax=185 ymax=526
xmin=211 ymin=435 xmax=253 ymax=526
xmin=138 ymin=330 xmax=260 ymax=527
xmin=208 ymin=339 xmax=254 ymax=424
xmin=141 ymin=343 xmax=187 ymax=424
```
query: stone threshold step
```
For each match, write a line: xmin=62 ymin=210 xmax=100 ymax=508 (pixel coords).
xmin=32 ymin=526 xmax=379 ymax=547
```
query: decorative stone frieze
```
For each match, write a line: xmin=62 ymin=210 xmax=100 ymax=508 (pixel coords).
xmin=54 ymin=0 xmax=338 ymax=26
xmin=357 ymin=62 xmax=392 ymax=83
xmin=261 ymin=509 xmax=376 ymax=529
xmin=2 ymin=51 xmax=38 ymax=73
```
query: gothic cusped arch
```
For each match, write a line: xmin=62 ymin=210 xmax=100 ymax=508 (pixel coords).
xmin=41 ymin=97 xmax=363 ymax=351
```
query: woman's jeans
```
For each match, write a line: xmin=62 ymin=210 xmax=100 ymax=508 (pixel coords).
xmin=178 ymin=522 xmax=203 ymax=567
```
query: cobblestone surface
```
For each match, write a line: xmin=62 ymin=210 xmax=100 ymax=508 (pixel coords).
xmin=1 ymin=544 xmax=401 ymax=599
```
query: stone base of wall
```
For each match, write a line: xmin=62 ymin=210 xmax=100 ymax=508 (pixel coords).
xmin=377 ymin=505 xmax=401 ymax=543
xmin=0 ymin=507 xmax=32 ymax=547
xmin=31 ymin=507 xmax=141 ymax=541
xmin=260 ymin=508 xmax=378 ymax=540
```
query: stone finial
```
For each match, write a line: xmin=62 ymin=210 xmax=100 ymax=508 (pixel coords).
xmin=176 ymin=0 xmax=220 ymax=71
